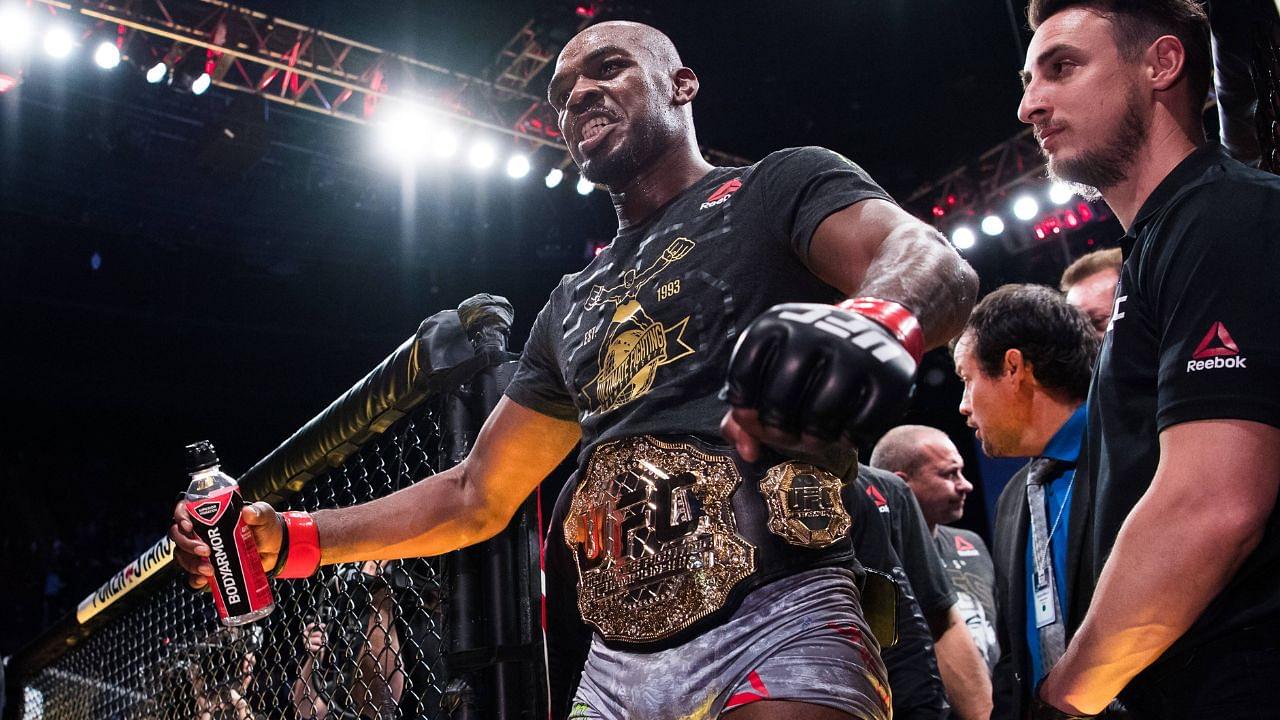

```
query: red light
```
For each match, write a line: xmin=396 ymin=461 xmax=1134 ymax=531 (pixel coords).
xmin=931 ymin=205 xmax=945 ymax=218
xmin=1064 ymin=210 xmax=1079 ymax=228
xmin=1035 ymin=227 xmax=1047 ymax=240
xmin=1076 ymin=202 xmax=1093 ymax=222
xmin=575 ymin=4 xmax=595 ymax=17
xmin=593 ymin=245 xmax=606 ymax=256
xmin=946 ymin=194 xmax=958 ymax=206
xmin=0 ymin=73 xmax=16 ymax=94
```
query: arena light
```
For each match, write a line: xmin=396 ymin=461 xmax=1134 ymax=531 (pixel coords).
xmin=0 ymin=72 xmax=18 ymax=94
xmin=505 ymin=153 xmax=530 ymax=179
xmin=43 ymin=26 xmax=74 ymax=59
xmin=468 ymin=140 xmax=496 ymax=169
xmin=1049 ymin=181 xmax=1075 ymax=205
xmin=190 ymin=71 xmax=211 ymax=95
xmin=145 ymin=61 xmax=168 ymax=84
xmin=1012 ymin=194 xmax=1039 ymax=221
xmin=428 ymin=126 xmax=457 ymax=158
xmin=93 ymin=41 xmax=121 ymax=70
xmin=576 ymin=175 xmax=595 ymax=195
xmin=951 ymin=226 xmax=976 ymax=250
xmin=545 ymin=167 xmax=564 ymax=188
xmin=980 ymin=214 xmax=1005 ymax=237
xmin=0 ymin=6 xmax=33 ymax=55
xmin=376 ymin=108 xmax=430 ymax=161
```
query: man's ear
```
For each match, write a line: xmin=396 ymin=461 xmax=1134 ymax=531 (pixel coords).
xmin=1146 ymin=34 xmax=1187 ymax=93
xmin=672 ymin=67 xmax=699 ymax=106
xmin=1004 ymin=347 xmax=1026 ymax=382
xmin=893 ymin=470 xmax=911 ymax=485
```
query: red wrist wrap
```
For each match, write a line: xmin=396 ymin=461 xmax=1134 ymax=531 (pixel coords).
xmin=838 ymin=297 xmax=925 ymax=364
xmin=277 ymin=511 xmax=321 ymax=579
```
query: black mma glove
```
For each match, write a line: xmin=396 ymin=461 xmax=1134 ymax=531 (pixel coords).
xmin=725 ymin=297 xmax=923 ymax=443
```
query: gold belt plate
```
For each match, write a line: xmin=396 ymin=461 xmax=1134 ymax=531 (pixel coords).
xmin=758 ymin=461 xmax=851 ymax=548
xmin=564 ymin=436 xmax=756 ymax=643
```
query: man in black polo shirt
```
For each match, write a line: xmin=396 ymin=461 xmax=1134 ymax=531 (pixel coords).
xmin=1020 ymin=2 xmax=1280 ymax=718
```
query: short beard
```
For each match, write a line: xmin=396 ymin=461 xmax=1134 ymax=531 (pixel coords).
xmin=1046 ymin=86 xmax=1147 ymax=199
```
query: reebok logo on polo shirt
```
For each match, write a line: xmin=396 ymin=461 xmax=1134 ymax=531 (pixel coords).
xmin=954 ymin=534 xmax=979 ymax=557
xmin=1186 ymin=321 xmax=1247 ymax=372
xmin=700 ymin=178 xmax=741 ymax=210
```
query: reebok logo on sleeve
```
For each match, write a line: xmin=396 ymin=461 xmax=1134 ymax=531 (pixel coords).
xmin=1186 ymin=321 xmax=1247 ymax=372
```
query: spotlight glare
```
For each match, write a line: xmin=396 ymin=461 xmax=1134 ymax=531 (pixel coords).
xmin=544 ymin=167 xmax=564 ymax=188
xmin=980 ymin=215 xmax=1005 ymax=237
xmin=376 ymin=109 xmax=430 ymax=161
xmin=93 ymin=41 xmax=121 ymax=70
xmin=1049 ymin=181 xmax=1075 ymax=205
xmin=190 ymin=71 xmax=211 ymax=95
xmin=576 ymin=175 xmax=595 ymax=195
xmin=429 ymin=127 xmax=457 ymax=158
xmin=0 ymin=7 xmax=33 ymax=54
xmin=146 ymin=61 xmax=167 ymax=84
xmin=43 ymin=27 xmax=74 ymax=59
xmin=468 ymin=140 xmax=496 ymax=169
xmin=951 ymin=226 xmax=976 ymax=250
xmin=1012 ymin=194 xmax=1039 ymax=221
xmin=505 ymin=153 xmax=530 ymax=179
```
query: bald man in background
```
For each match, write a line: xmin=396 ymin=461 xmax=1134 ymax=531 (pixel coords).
xmin=871 ymin=428 xmax=999 ymax=707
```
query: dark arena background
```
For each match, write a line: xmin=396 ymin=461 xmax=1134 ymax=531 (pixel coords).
xmin=6 ymin=0 xmax=1231 ymax=717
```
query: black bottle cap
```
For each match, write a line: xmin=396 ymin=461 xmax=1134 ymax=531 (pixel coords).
xmin=184 ymin=440 xmax=220 ymax=473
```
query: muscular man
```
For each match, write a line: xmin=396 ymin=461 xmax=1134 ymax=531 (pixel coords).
xmin=1019 ymin=3 xmax=1280 ymax=716
xmin=870 ymin=427 xmax=997 ymax=719
xmin=172 ymin=21 xmax=977 ymax=720
xmin=1058 ymin=248 xmax=1120 ymax=339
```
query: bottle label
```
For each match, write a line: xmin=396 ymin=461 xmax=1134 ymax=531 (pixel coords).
xmin=186 ymin=485 xmax=273 ymax=619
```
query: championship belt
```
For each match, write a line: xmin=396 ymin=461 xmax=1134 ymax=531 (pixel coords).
xmin=563 ymin=435 xmax=857 ymax=645
xmin=563 ymin=435 xmax=756 ymax=643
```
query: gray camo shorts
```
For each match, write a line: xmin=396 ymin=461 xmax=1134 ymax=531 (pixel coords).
xmin=570 ymin=567 xmax=891 ymax=720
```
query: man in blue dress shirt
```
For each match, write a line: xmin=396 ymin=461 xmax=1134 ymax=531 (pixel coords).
xmin=950 ymin=284 xmax=1099 ymax=720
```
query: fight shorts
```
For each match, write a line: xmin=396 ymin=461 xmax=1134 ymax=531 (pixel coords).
xmin=569 ymin=567 xmax=891 ymax=720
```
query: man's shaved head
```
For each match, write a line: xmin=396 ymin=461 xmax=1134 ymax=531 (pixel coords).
xmin=871 ymin=425 xmax=973 ymax=528
xmin=547 ymin=21 xmax=700 ymax=188
xmin=870 ymin=425 xmax=952 ymax=476
xmin=565 ymin=21 xmax=683 ymax=72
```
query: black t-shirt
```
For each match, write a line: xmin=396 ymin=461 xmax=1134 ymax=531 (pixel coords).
xmin=934 ymin=525 xmax=999 ymax=672
xmin=505 ymin=146 xmax=893 ymax=457
xmin=860 ymin=472 xmax=958 ymax=622
xmin=1086 ymin=144 xmax=1280 ymax=665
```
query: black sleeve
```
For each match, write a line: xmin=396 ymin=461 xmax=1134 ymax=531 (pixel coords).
xmin=504 ymin=284 xmax=578 ymax=421
xmin=756 ymin=146 xmax=896 ymax=260
xmin=1147 ymin=180 xmax=1280 ymax=431
xmin=878 ymin=470 xmax=957 ymax=623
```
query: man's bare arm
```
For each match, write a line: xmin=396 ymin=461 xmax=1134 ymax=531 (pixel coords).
xmin=934 ymin=605 xmax=994 ymax=720
xmin=722 ymin=199 xmax=978 ymax=460
xmin=807 ymin=198 xmax=979 ymax=349
xmin=1040 ymin=419 xmax=1280 ymax=713
xmin=173 ymin=397 xmax=580 ymax=585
